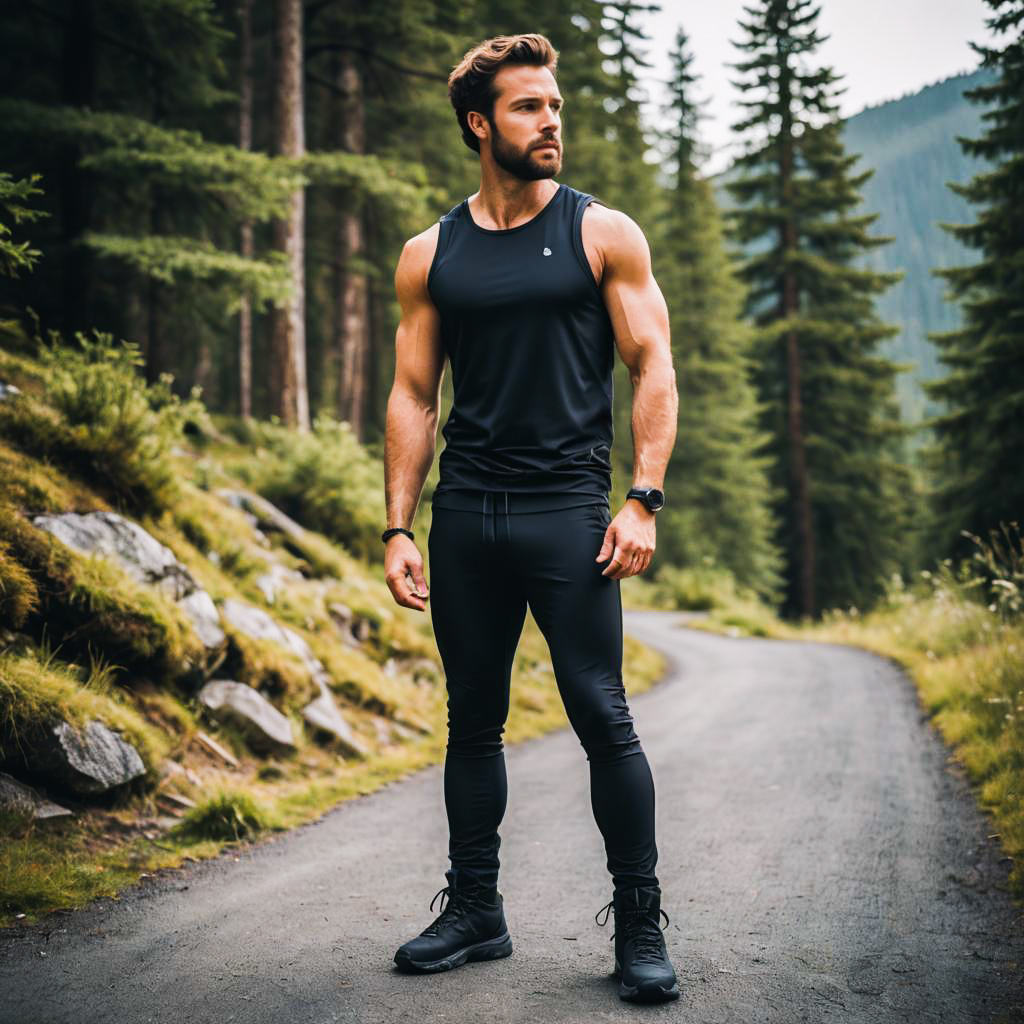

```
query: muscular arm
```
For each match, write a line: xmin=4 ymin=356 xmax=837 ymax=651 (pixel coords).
xmin=582 ymin=205 xmax=677 ymax=579
xmin=384 ymin=225 xmax=445 ymax=532
xmin=382 ymin=225 xmax=444 ymax=610
xmin=588 ymin=206 xmax=678 ymax=492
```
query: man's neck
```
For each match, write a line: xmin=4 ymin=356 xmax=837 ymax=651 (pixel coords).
xmin=469 ymin=177 xmax=559 ymax=231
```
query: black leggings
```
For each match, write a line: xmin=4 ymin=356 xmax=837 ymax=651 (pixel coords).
xmin=427 ymin=498 xmax=659 ymax=893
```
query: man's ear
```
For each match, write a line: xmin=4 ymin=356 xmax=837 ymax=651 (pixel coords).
xmin=467 ymin=111 xmax=488 ymax=145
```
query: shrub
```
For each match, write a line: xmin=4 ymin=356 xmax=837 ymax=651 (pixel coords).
xmin=245 ymin=415 xmax=385 ymax=560
xmin=172 ymin=788 xmax=280 ymax=842
xmin=0 ymin=328 xmax=211 ymax=516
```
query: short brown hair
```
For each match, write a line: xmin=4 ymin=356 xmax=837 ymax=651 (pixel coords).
xmin=447 ymin=34 xmax=559 ymax=153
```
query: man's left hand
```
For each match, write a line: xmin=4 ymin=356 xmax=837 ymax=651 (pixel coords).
xmin=596 ymin=500 xmax=655 ymax=579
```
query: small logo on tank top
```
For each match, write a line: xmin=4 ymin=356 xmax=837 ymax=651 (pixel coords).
xmin=542 ymin=247 xmax=552 ymax=256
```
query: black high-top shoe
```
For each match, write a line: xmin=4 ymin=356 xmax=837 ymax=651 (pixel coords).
xmin=393 ymin=868 xmax=513 ymax=974
xmin=595 ymin=884 xmax=680 ymax=1002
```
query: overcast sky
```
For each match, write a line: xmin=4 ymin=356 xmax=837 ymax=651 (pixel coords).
xmin=633 ymin=0 xmax=999 ymax=175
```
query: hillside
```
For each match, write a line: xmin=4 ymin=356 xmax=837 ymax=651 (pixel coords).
xmin=0 ymin=325 xmax=665 ymax=926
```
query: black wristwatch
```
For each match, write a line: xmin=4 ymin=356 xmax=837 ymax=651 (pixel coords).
xmin=626 ymin=487 xmax=665 ymax=513
xmin=382 ymin=527 xmax=415 ymax=544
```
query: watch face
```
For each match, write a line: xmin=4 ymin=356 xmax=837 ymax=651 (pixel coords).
xmin=648 ymin=488 xmax=665 ymax=511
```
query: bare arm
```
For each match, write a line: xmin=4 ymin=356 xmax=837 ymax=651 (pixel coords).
xmin=584 ymin=205 xmax=678 ymax=578
xmin=382 ymin=224 xmax=445 ymax=610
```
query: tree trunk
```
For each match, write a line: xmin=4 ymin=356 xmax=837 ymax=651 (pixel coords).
xmin=238 ymin=0 xmax=255 ymax=420
xmin=58 ymin=0 xmax=96 ymax=338
xmin=779 ymin=118 xmax=815 ymax=620
xmin=270 ymin=0 xmax=309 ymax=430
xmin=331 ymin=49 xmax=369 ymax=440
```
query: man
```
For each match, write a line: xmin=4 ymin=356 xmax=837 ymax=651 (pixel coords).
xmin=381 ymin=33 xmax=679 ymax=1004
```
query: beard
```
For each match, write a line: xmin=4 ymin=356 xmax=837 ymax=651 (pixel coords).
xmin=488 ymin=117 xmax=561 ymax=180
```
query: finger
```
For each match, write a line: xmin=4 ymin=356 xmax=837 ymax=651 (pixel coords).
xmin=596 ymin=527 xmax=615 ymax=562
xmin=408 ymin=565 xmax=429 ymax=600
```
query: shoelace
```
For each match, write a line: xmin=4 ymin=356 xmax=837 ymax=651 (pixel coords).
xmin=422 ymin=883 xmax=484 ymax=936
xmin=594 ymin=899 xmax=671 ymax=964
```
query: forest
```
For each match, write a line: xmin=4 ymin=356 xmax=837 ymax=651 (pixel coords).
xmin=0 ymin=0 xmax=1019 ymax=622
xmin=1 ymin=0 xmax=1023 ymax=948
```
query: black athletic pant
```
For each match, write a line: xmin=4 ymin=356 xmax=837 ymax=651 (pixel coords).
xmin=427 ymin=494 xmax=660 ymax=894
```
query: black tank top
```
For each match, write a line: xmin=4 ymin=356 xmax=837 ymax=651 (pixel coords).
xmin=427 ymin=182 xmax=615 ymax=512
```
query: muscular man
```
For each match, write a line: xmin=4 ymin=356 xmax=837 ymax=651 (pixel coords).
xmin=383 ymin=33 xmax=679 ymax=1004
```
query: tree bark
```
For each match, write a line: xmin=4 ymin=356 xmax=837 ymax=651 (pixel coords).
xmin=58 ymin=0 xmax=96 ymax=339
xmin=779 ymin=85 xmax=815 ymax=620
xmin=238 ymin=0 xmax=254 ymax=420
xmin=331 ymin=48 xmax=369 ymax=439
xmin=270 ymin=0 xmax=309 ymax=430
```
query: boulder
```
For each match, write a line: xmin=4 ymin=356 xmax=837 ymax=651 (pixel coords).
xmin=214 ymin=488 xmax=307 ymax=542
xmin=221 ymin=597 xmax=331 ymax=685
xmin=197 ymin=679 xmax=295 ymax=752
xmin=178 ymin=589 xmax=227 ymax=653
xmin=31 ymin=510 xmax=226 ymax=659
xmin=0 ymin=771 xmax=73 ymax=819
xmin=0 ymin=381 xmax=22 ymax=402
xmin=254 ymin=562 xmax=306 ymax=605
xmin=301 ymin=679 xmax=369 ymax=758
xmin=32 ymin=510 xmax=195 ymax=599
xmin=28 ymin=719 xmax=147 ymax=795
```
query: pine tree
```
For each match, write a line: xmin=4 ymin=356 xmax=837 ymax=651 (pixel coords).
xmin=923 ymin=0 xmax=1024 ymax=560
xmin=653 ymin=27 xmax=783 ymax=599
xmin=725 ymin=0 xmax=911 ymax=618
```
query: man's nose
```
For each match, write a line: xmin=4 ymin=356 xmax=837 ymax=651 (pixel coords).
xmin=539 ymin=105 xmax=560 ymax=134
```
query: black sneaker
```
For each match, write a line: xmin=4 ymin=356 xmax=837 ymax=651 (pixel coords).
xmin=595 ymin=884 xmax=680 ymax=1002
xmin=393 ymin=869 xmax=513 ymax=974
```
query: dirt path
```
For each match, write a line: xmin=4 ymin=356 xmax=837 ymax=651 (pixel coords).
xmin=2 ymin=610 xmax=1022 ymax=1023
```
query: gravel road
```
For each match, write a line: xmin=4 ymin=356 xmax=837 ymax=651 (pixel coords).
xmin=2 ymin=609 xmax=1022 ymax=1023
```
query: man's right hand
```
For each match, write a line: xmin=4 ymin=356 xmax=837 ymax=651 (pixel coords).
xmin=384 ymin=535 xmax=430 ymax=612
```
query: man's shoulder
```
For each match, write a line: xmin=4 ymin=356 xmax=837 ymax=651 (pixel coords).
xmin=580 ymin=199 xmax=648 ymax=264
xmin=397 ymin=221 xmax=442 ymax=275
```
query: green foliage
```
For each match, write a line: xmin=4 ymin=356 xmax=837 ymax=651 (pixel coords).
xmin=80 ymin=233 xmax=291 ymax=313
xmin=962 ymin=521 xmax=1024 ymax=622
xmin=0 ymin=99 xmax=301 ymax=222
xmin=724 ymin=0 xmax=912 ymax=619
xmin=922 ymin=2 xmax=1024 ymax=561
xmin=244 ymin=415 xmax=386 ymax=561
xmin=0 ymin=171 xmax=47 ymax=278
xmin=0 ymin=328 xmax=210 ymax=514
xmin=0 ymin=508 xmax=204 ymax=684
xmin=0 ymin=645 xmax=168 ymax=774
xmin=172 ymin=788 xmax=281 ymax=842
xmin=0 ymin=536 xmax=38 ymax=628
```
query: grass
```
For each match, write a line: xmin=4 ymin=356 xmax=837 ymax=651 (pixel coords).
xmin=0 ymin=645 xmax=171 ymax=781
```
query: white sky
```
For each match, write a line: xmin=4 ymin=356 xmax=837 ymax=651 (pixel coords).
xmin=634 ymin=0 xmax=1000 ymax=175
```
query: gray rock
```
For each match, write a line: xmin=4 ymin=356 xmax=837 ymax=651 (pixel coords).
xmin=31 ymin=510 xmax=226 ymax=659
xmin=0 ymin=381 xmax=22 ymax=402
xmin=178 ymin=589 xmax=226 ymax=652
xmin=214 ymin=488 xmax=307 ymax=542
xmin=29 ymin=720 xmax=147 ymax=795
xmin=221 ymin=597 xmax=332 ymax=686
xmin=0 ymin=772 xmax=73 ymax=819
xmin=32 ymin=510 xmax=196 ymax=600
xmin=254 ymin=562 xmax=305 ymax=605
xmin=198 ymin=680 xmax=295 ymax=752
xmin=301 ymin=679 xmax=369 ymax=758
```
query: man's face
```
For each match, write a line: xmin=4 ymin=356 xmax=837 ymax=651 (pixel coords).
xmin=477 ymin=64 xmax=563 ymax=180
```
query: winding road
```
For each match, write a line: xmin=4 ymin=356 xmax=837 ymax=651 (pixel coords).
xmin=2 ymin=610 xmax=1022 ymax=1023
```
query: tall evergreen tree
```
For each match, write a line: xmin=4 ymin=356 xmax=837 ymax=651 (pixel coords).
xmin=923 ymin=0 xmax=1024 ymax=560
xmin=652 ymin=26 xmax=783 ymax=599
xmin=725 ymin=0 xmax=911 ymax=618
